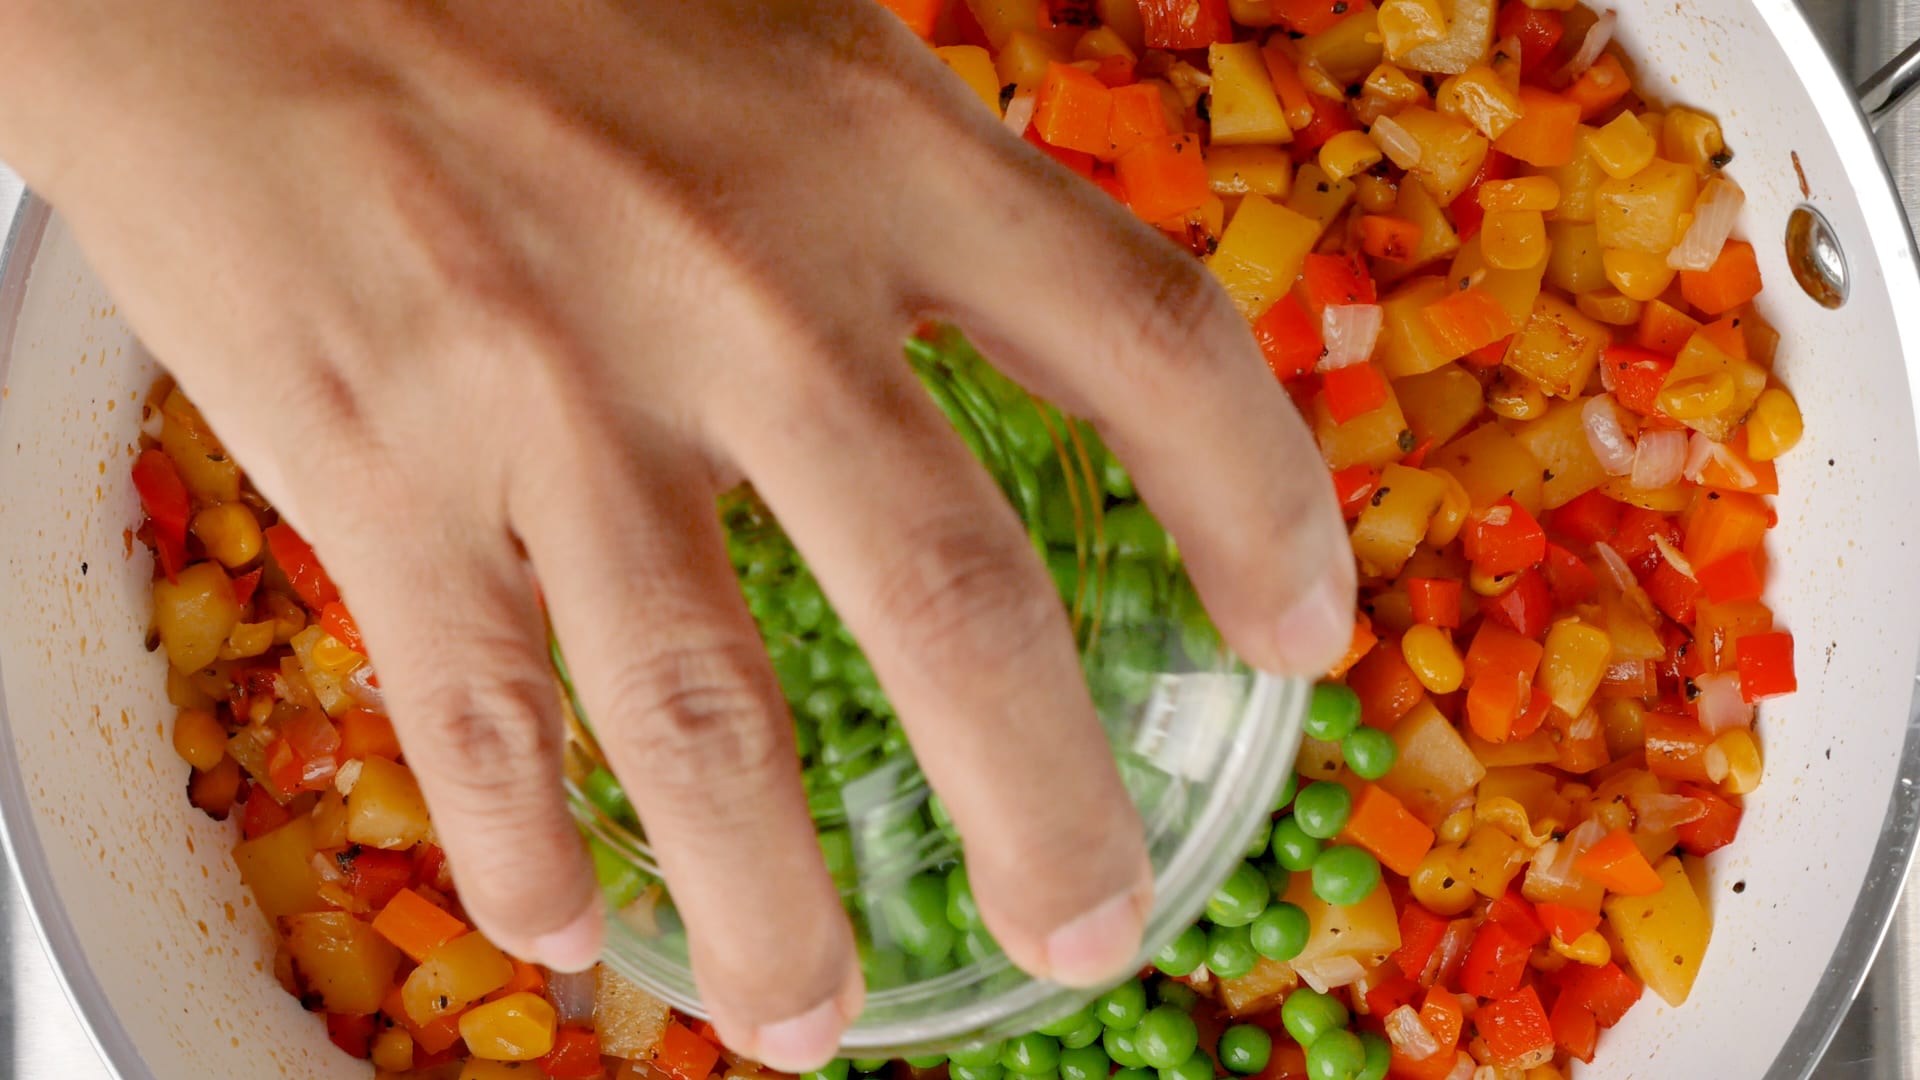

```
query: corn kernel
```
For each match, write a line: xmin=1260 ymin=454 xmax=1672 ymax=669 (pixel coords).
xmin=1425 ymin=468 xmax=1471 ymax=547
xmin=1470 ymin=566 xmax=1519 ymax=597
xmin=1527 ymin=1067 xmax=1571 ymax=1080
xmin=1552 ymin=931 xmax=1613 ymax=966
xmin=1584 ymin=112 xmax=1658 ymax=180
xmin=1746 ymin=387 xmax=1804 ymax=461
xmin=1437 ymin=65 xmax=1524 ymax=140
xmin=190 ymin=502 xmax=263 ymax=569
xmin=1461 ymin=824 xmax=1529 ymax=898
xmin=459 ymin=992 xmax=557 ymax=1061
xmin=311 ymin=634 xmax=365 ymax=677
xmin=1482 ymin=210 xmax=1547 ymax=270
xmin=172 ymin=707 xmax=227 ymax=771
xmin=1411 ymin=844 xmax=1476 ymax=915
xmin=1358 ymin=63 xmax=1429 ymax=126
xmin=1602 ymin=247 xmax=1679 ymax=303
xmin=1438 ymin=808 xmax=1475 ymax=845
xmin=1659 ymin=372 xmax=1738 ymax=420
xmin=1715 ymin=729 xmax=1764 ymax=795
xmin=1402 ymin=624 xmax=1466 ymax=694
xmin=1662 ymin=106 xmax=1728 ymax=173
xmin=936 ymin=46 xmax=1004 ymax=117
xmin=1576 ymin=289 xmax=1643 ymax=326
xmin=1379 ymin=0 xmax=1448 ymax=57
xmin=371 ymin=1028 xmax=414 ymax=1073
xmin=1479 ymin=176 xmax=1561 ymax=213
xmin=217 ymin=620 xmax=276 ymax=661
xmin=1487 ymin=375 xmax=1548 ymax=421
xmin=1319 ymin=130 xmax=1386 ymax=182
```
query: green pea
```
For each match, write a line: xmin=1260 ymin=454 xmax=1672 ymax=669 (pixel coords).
xmin=1133 ymin=1005 xmax=1199 ymax=1070
xmin=906 ymin=1054 xmax=949 ymax=1069
xmin=1153 ymin=925 xmax=1207 ymax=977
xmin=1304 ymin=682 xmax=1363 ymax=742
xmin=947 ymin=865 xmax=982 ymax=930
xmin=1155 ymin=980 xmax=1199 ymax=1012
xmin=818 ymin=828 xmax=855 ymax=887
xmin=1280 ymin=988 xmax=1350 ymax=1049
xmin=1304 ymin=1030 xmax=1365 ymax=1080
xmin=951 ymin=1040 xmax=1007 ymax=1069
xmin=1040 ymin=1004 xmax=1099 ymax=1038
xmin=588 ymin=837 xmax=646 ymax=910
xmin=1206 ymin=860 xmax=1272 ymax=928
xmin=1058 ymin=1044 xmax=1112 ymax=1080
xmin=1002 ymin=1034 xmax=1061 ymax=1074
xmin=1262 ymin=859 xmax=1293 ymax=895
xmin=1272 ymin=771 xmax=1299 ymax=813
xmin=881 ymin=872 xmax=955 ymax=960
xmin=582 ymin=767 xmax=633 ymax=822
xmin=793 ymin=717 xmax=818 ymax=760
xmin=1217 ymin=1025 xmax=1273 ymax=1075
xmin=802 ymin=1060 xmax=850 ymax=1080
xmin=787 ymin=580 xmax=829 ymax=633
xmin=1104 ymin=503 xmax=1169 ymax=562
xmin=1103 ymin=1025 xmax=1146 ymax=1070
xmin=1206 ymin=922 xmax=1258 ymax=979
xmin=1104 ymin=559 xmax=1159 ymax=627
xmin=1059 ymin=1018 xmax=1104 ymax=1050
xmin=858 ymin=936 xmax=910 ymax=989
xmin=1158 ymin=1052 xmax=1212 ymax=1080
xmin=1112 ymin=1069 xmax=1155 ymax=1080
xmin=804 ymin=685 xmax=851 ymax=726
xmin=1250 ymin=901 xmax=1311 ymax=962
xmin=852 ymin=1060 xmax=890 ymax=1074
xmin=1311 ymin=845 xmax=1382 ymax=906
xmin=1270 ymin=816 xmax=1323 ymax=871
xmin=1341 ymin=727 xmax=1397 ymax=780
xmin=952 ymin=1066 xmax=1005 ymax=1080
xmin=1102 ymin=455 xmax=1136 ymax=499
xmin=956 ymin=927 xmax=1000 ymax=965
xmin=1245 ymin=816 xmax=1275 ymax=860
xmin=1356 ymin=1032 xmax=1390 ymax=1080
xmin=1293 ymin=782 xmax=1353 ymax=840
xmin=1095 ymin=978 xmax=1148 ymax=1030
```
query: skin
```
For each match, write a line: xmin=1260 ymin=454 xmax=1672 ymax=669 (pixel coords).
xmin=0 ymin=0 xmax=1354 ymax=1068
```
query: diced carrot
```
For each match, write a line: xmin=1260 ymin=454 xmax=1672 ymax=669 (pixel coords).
xmin=371 ymin=888 xmax=469 ymax=964
xmin=1682 ymin=489 xmax=1770 ymax=568
xmin=1329 ymin=614 xmax=1379 ymax=680
xmin=1422 ymin=287 xmax=1518 ymax=358
xmin=1106 ymin=83 xmax=1170 ymax=160
xmin=656 ymin=1022 xmax=723 ymax=1080
xmin=1493 ymin=87 xmax=1582 ymax=167
xmin=1565 ymin=54 xmax=1632 ymax=120
xmin=1339 ymin=785 xmax=1436 ymax=876
xmin=1035 ymin=63 xmax=1116 ymax=156
xmin=1572 ymin=829 xmax=1665 ymax=895
xmin=1260 ymin=38 xmax=1318 ymax=131
xmin=874 ymin=0 xmax=943 ymax=37
xmin=1635 ymin=298 xmax=1702 ymax=356
xmin=1115 ymin=134 xmax=1210 ymax=224
xmin=1024 ymin=123 xmax=1096 ymax=178
xmin=1680 ymin=240 xmax=1764 ymax=315
xmin=339 ymin=707 xmax=404 ymax=762
xmin=1421 ymin=985 xmax=1465 ymax=1047
xmin=1346 ymin=639 xmax=1425 ymax=730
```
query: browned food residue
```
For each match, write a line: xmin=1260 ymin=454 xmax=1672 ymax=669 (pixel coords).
xmin=1793 ymin=151 xmax=1810 ymax=198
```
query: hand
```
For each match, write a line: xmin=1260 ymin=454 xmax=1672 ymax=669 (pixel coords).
xmin=0 ymin=0 xmax=1354 ymax=1067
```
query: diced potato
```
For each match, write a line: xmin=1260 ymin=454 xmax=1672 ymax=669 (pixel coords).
xmin=286 ymin=911 xmax=401 ymax=1016
xmin=994 ymin=30 xmax=1064 ymax=91
xmin=936 ymin=46 xmax=1003 ymax=116
xmin=1658 ymin=330 xmax=1768 ymax=441
xmin=1281 ymin=871 xmax=1402 ymax=973
xmin=154 ymin=562 xmax=242 ymax=673
xmin=967 ymin=0 xmax=1075 ymax=50
xmin=1605 ymin=855 xmax=1710 ymax=1006
xmin=1206 ymin=146 xmax=1295 ymax=198
xmin=1436 ymin=64 xmax=1523 ymax=139
xmin=290 ymin=625 xmax=356 ymax=717
xmin=1391 ymin=178 xmax=1464 ymax=271
xmin=1583 ymin=112 xmax=1657 ymax=180
xmin=1451 ymin=235 xmax=1545 ymax=325
xmin=461 ymin=992 xmax=557 ymax=1062
xmin=1398 ymin=0 xmax=1496 ymax=74
xmin=1351 ymin=465 xmax=1451 ymax=578
xmin=1396 ymin=364 xmax=1484 ymax=447
xmin=404 ymin=932 xmax=516 ymax=1024
xmin=1539 ymin=617 xmax=1612 ymax=716
xmin=233 ymin=816 xmax=324 ymax=920
xmin=347 ymin=757 xmax=432 ymax=850
xmin=1511 ymin=397 xmax=1607 ymax=508
xmin=596 ymin=965 xmax=672 ymax=1058
xmin=1596 ymin=159 xmax=1699 ymax=253
xmin=1503 ymin=294 xmax=1608 ymax=398
xmin=312 ymin=787 xmax=350 ymax=849
xmin=218 ymin=620 xmax=276 ymax=661
xmin=1378 ymin=277 xmax=1458 ymax=379
xmin=1208 ymin=43 xmax=1291 ymax=145
xmin=1541 ymin=132 xmax=1605 ymax=223
xmin=1382 ymin=108 xmax=1490 ymax=203
xmin=1426 ymin=422 xmax=1545 ymax=514
xmin=1313 ymin=391 xmax=1412 ymax=471
xmin=1285 ymin=163 xmax=1358 ymax=231
xmin=160 ymin=389 xmax=242 ymax=504
xmin=1381 ymin=698 xmax=1487 ymax=824
xmin=1297 ymin=5 xmax=1385 ymax=84
xmin=1208 ymin=196 xmax=1323 ymax=318
xmin=1544 ymin=221 xmax=1607 ymax=294
xmin=1216 ymin=957 xmax=1301 ymax=1017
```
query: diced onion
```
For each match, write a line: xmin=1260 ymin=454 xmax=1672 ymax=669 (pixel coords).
xmin=1631 ymin=791 xmax=1709 ymax=833
xmin=1474 ymin=1066 xmax=1529 ymax=1080
xmin=1386 ymin=1006 xmax=1442 ymax=1061
xmin=1320 ymin=304 xmax=1385 ymax=370
xmin=1443 ymin=1055 xmax=1477 ymax=1080
xmin=1696 ymin=671 xmax=1754 ymax=734
xmin=1652 ymin=533 xmax=1695 ymax=579
xmin=1670 ymin=178 xmax=1746 ymax=271
xmin=1593 ymin=541 xmax=1637 ymax=593
xmin=310 ymin=851 xmax=345 ymax=885
xmin=1294 ymin=954 xmax=1367 ymax=993
xmin=346 ymin=663 xmax=385 ymax=710
xmin=1604 ymin=658 xmax=1650 ymax=689
xmin=1424 ymin=919 xmax=1476 ymax=985
xmin=1683 ymin=431 xmax=1717 ymax=482
xmin=1371 ymin=115 xmax=1424 ymax=170
xmin=333 ymin=758 xmax=363 ymax=796
xmin=140 ymin=402 xmax=166 ymax=440
xmin=546 ymin=968 xmax=597 ymax=1025
xmin=1568 ymin=707 xmax=1600 ymax=740
xmin=1559 ymin=9 xmax=1617 ymax=81
xmin=1631 ymin=428 xmax=1688 ymax=491
xmin=1526 ymin=838 xmax=1579 ymax=895
xmin=1699 ymin=438 xmax=1759 ymax=489
xmin=1582 ymin=395 xmax=1636 ymax=476
xmin=1002 ymin=92 xmax=1036 ymax=136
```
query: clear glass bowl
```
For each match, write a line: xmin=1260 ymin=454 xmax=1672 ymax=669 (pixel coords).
xmin=557 ymin=329 xmax=1308 ymax=1056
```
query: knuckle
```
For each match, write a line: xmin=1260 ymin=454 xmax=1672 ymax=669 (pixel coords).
xmin=1117 ymin=258 xmax=1247 ymax=389
xmin=408 ymin=665 xmax=564 ymax=810
xmin=872 ymin=512 xmax=1064 ymax=680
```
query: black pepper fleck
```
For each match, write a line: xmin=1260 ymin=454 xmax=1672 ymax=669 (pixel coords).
xmin=1733 ymin=880 xmax=1747 ymax=893
xmin=1317 ymin=182 xmax=1331 ymax=193
xmin=1398 ymin=429 xmax=1416 ymax=452
xmin=1371 ymin=487 xmax=1392 ymax=507
xmin=1543 ymin=469 xmax=1556 ymax=482
xmin=999 ymin=84 xmax=1017 ymax=110
xmin=1710 ymin=150 xmax=1734 ymax=169
xmin=80 ymin=561 xmax=87 ymax=575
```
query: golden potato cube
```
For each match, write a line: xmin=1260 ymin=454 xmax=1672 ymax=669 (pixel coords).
xmin=1597 ymin=159 xmax=1700 ymax=253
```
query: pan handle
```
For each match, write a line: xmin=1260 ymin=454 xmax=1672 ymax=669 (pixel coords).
xmin=1862 ymin=37 xmax=1920 ymax=131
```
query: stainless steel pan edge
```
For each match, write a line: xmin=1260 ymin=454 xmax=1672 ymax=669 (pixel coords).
xmin=3 ymin=3 xmax=1920 ymax=1077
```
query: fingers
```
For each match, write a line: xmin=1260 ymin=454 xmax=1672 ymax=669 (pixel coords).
xmin=721 ymin=347 xmax=1153 ymax=989
xmin=512 ymin=436 xmax=859 ymax=1073
xmin=914 ymin=162 xmax=1356 ymax=677
xmin=310 ymin=499 xmax=605 ymax=972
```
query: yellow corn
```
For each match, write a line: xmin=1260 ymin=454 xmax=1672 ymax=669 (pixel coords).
xmin=1715 ymin=729 xmax=1764 ymax=794
xmin=1576 ymin=289 xmax=1643 ymax=326
xmin=190 ymin=502 xmax=263 ymax=569
xmin=1353 ymin=173 xmax=1399 ymax=213
xmin=936 ymin=46 xmax=1004 ymax=116
xmin=1358 ymin=63 xmax=1428 ymax=125
xmin=459 ymin=992 xmax=557 ymax=1062
xmin=1319 ymin=130 xmax=1385 ymax=182
xmin=1437 ymin=65 xmax=1523 ymax=140
xmin=1602 ymin=247 xmax=1679 ymax=303
xmin=1659 ymin=373 xmax=1738 ymax=420
xmin=1599 ymin=698 xmax=1648 ymax=759
xmin=1584 ymin=111 xmax=1658 ymax=180
xmin=218 ymin=620 xmax=276 ymax=661
xmin=1662 ymin=106 xmax=1728 ymax=173
xmin=1425 ymin=468 xmax=1471 ymax=547
xmin=1487 ymin=375 xmax=1548 ymax=421
xmin=1402 ymin=624 xmax=1465 ymax=694
xmin=371 ymin=1028 xmax=415 ymax=1073
xmin=1746 ymin=387 xmax=1804 ymax=461
xmin=1482 ymin=210 xmax=1547 ymax=270
xmin=1479 ymin=176 xmax=1561 ymax=213
xmin=1552 ymin=930 xmax=1613 ymax=967
xmin=172 ymin=708 xmax=227 ymax=771
xmin=311 ymin=634 xmax=365 ymax=677
xmin=1469 ymin=567 xmax=1518 ymax=599
xmin=1460 ymin=824 xmax=1530 ymax=898
xmin=1378 ymin=0 xmax=1448 ymax=57
xmin=1410 ymin=844 xmax=1477 ymax=915
xmin=1438 ymin=807 xmax=1475 ymax=845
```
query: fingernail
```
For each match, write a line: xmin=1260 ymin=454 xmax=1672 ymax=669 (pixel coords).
xmin=1043 ymin=887 xmax=1148 ymax=988
xmin=531 ymin=895 xmax=605 ymax=973
xmin=753 ymin=996 xmax=849 ymax=1074
xmin=1272 ymin=577 xmax=1353 ymax=675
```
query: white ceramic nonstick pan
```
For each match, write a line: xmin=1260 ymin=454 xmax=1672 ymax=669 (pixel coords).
xmin=5 ymin=2 xmax=1920 ymax=1077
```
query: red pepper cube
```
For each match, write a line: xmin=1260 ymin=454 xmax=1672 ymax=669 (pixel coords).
xmin=1557 ymin=961 xmax=1642 ymax=1028
xmin=1676 ymin=783 xmax=1744 ymax=855
xmin=1601 ymin=345 xmax=1676 ymax=416
xmin=1408 ymin=577 xmax=1464 ymax=629
xmin=1735 ymin=630 xmax=1796 ymax=701
xmin=1034 ymin=63 xmax=1116 ymax=157
xmin=1392 ymin=902 xmax=1451 ymax=981
xmin=1549 ymin=988 xmax=1599 ymax=1063
xmin=1695 ymin=547 xmax=1765 ymax=604
xmin=1105 ymin=83 xmax=1170 ymax=161
xmin=1136 ymin=0 xmax=1231 ymax=48
xmin=1300 ymin=252 xmax=1377 ymax=318
xmin=1482 ymin=566 xmax=1552 ymax=640
xmin=1322 ymin=362 xmax=1391 ymax=424
xmin=1458 ymin=919 xmax=1532 ymax=998
xmin=1115 ymin=134 xmax=1209 ymax=225
xmin=1331 ymin=463 xmax=1383 ymax=520
xmin=1254 ymin=294 xmax=1324 ymax=382
xmin=1462 ymin=497 xmax=1548 ymax=577
xmin=1476 ymin=986 xmax=1555 ymax=1068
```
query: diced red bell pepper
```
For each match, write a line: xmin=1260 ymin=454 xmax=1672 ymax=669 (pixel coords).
xmin=1535 ymin=901 xmax=1602 ymax=944
xmin=1549 ymin=989 xmax=1600 ymax=1063
xmin=1448 ymin=150 xmax=1517 ymax=243
xmin=239 ymin=787 xmax=293 ymax=841
xmin=1542 ymin=543 xmax=1597 ymax=607
xmin=1301 ymin=253 xmax=1377 ymax=318
xmin=326 ymin=1012 xmax=377 ymax=1058
xmin=1458 ymin=920 xmax=1532 ymax=998
xmin=1290 ymin=91 xmax=1358 ymax=154
xmin=1365 ymin=971 xmax=1423 ymax=1017
xmin=1557 ymin=961 xmax=1642 ymax=1028
xmin=1482 ymin=566 xmax=1552 ymax=640
xmin=1736 ymin=630 xmax=1796 ymax=702
xmin=1641 ymin=556 xmax=1704 ymax=625
xmin=1696 ymin=548 xmax=1765 ymax=604
xmin=1323 ymin=363 xmax=1391 ymax=424
xmin=1613 ymin=506 xmax=1683 ymax=569
xmin=1476 ymin=987 xmax=1555 ymax=1068
xmin=1271 ymin=0 xmax=1362 ymax=33
xmin=1347 ymin=641 xmax=1425 ymax=731
xmin=1393 ymin=902 xmax=1452 ymax=981
xmin=656 ymin=1022 xmax=722 ymax=1080
xmin=1332 ymin=463 xmax=1383 ymax=520
xmin=1511 ymin=683 xmax=1554 ymax=741
xmin=320 ymin=602 xmax=366 ymax=654
xmin=132 ymin=448 xmax=193 ymax=581
xmin=1496 ymin=1 xmax=1567 ymax=76
xmin=1137 ymin=0 xmax=1231 ymax=48
xmin=413 ymin=843 xmax=452 ymax=891
xmin=539 ymin=1026 xmax=607 ymax=1079
xmin=340 ymin=846 xmax=415 ymax=909
xmin=270 ymin=708 xmax=342 ymax=794
xmin=1676 ymin=784 xmax=1743 ymax=855
xmin=1408 ymin=578 xmax=1463 ymax=629
xmin=230 ymin=567 xmax=263 ymax=607
xmin=1486 ymin=888 xmax=1545 ymax=946
xmin=264 ymin=523 xmax=341 ymax=609
xmin=1602 ymin=346 xmax=1676 ymax=416
xmin=1255 ymin=295 xmax=1325 ymax=383
xmin=1463 ymin=497 xmax=1547 ymax=577
xmin=1549 ymin=490 xmax=1623 ymax=548
xmin=1401 ymin=437 xmax=1434 ymax=469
